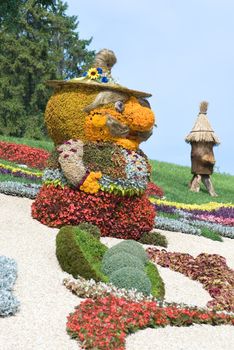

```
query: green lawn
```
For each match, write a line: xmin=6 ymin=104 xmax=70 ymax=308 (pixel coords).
xmin=1 ymin=136 xmax=233 ymax=205
xmin=150 ymin=160 xmax=234 ymax=205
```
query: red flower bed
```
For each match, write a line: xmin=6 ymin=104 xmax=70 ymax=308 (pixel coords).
xmin=67 ymin=295 xmax=234 ymax=350
xmin=32 ymin=185 xmax=155 ymax=239
xmin=0 ymin=141 xmax=49 ymax=169
xmin=145 ymin=182 xmax=164 ymax=198
xmin=147 ymin=248 xmax=234 ymax=312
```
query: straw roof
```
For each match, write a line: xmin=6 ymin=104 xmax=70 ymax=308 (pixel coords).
xmin=185 ymin=101 xmax=220 ymax=144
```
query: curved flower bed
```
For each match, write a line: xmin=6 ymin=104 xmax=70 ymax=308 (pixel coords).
xmin=0 ymin=141 xmax=49 ymax=170
xmin=66 ymin=295 xmax=234 ymax=350
xmin=150 ymin=198 xmax=234 ymax=211
xmin=193 ymin=214 xmax=234 ymax=226
xmin=0 ymin=162 xmax=42 ymax=181
xmin=0 ymin=181 xmax=41 ymax=199
xmin=151 ymin=198 xmax=234 ymax=227
xmin=151 ymin=198 xmax=234 ymax=239
xmin=147 ymin=248 xmax=234 ymax=312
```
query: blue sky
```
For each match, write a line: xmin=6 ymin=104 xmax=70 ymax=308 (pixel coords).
xmin=66 ymin=0 xmax=234 ymax=175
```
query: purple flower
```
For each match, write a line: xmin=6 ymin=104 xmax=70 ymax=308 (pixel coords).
xmin=82 ymin=71 xmax=88 ymax=77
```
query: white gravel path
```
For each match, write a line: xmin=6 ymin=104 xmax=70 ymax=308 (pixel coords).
xmin=0 ymin=194 xmax=233 ymax=350
xmin=0 ymin=194 xmax=80 ymax=350
xmin=126 ymin=325 xmax=234 ymax=350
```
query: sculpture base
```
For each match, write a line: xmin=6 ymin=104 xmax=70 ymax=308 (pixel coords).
xmin=32 ymin=185 xmax=156 ymax=240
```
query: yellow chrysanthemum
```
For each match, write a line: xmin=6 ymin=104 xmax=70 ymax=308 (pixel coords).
xmin=80 ymin=171 xmax=102 ymax=194
xmin=87 ymin=68 xmax=99 ymax=80
xmin=92 ymin=115 xmax=107 ymax=128
xmin=116 ymin=138 xmax=139 ymax=150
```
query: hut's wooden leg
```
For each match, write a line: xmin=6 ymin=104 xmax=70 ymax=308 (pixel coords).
xmin=189 ymin=174 xmax=201 ymax=192
xmin=201 ymin=175 xmax=218 ymax=197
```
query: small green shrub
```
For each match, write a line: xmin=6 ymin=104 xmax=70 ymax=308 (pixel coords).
xmin=200 ymin=227 xmax=223 ymax=242
xmin=56 ymin=226 xmax=108 ymax=281
xmin=101 ymin=252 xmax=144 ymax=276
xmin=145 ymin=262 xmax=165 ymax=299
xmin=139 ymin=231 xmax=168 ymax=248
xmin=103 ymin=240 xmax=148 ymax=264
xmin=109 ymin=267 xmax=152 ymax=295
xmin=78 ymin=222 xmax=101 ymax=239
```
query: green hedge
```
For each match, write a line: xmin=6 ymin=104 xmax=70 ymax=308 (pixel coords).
xmin=145 ymin=261 xmax=165 ymax=299
xmin=56 ymin=226 xmax=108 ymax=281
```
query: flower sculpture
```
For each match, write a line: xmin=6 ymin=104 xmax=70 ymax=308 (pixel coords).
xmin=32 ymin=49 xmax=156 ymax=239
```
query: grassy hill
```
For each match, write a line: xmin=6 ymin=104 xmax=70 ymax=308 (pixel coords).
xmin=150 ymin=160 xmax=234 ymax=205
xmin=1 ymin=135 xmax=233 ymax=205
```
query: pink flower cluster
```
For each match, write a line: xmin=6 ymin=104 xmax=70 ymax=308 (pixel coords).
xmin=194 ymin=214 xmax=234 ymax=226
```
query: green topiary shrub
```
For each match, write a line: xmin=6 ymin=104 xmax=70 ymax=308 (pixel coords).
xmin=77 ymin=222 xmax=101 ymax=239
xmin=109 ymin=267 xmax=152 ymax=295
xmin=145 ymin=261 xmax=165 ymax=299
xmin=56 ymin=226 xmax=108 ymax=281
xmin=102 ymin=240 xmax=148 ymax=265
xmin=139 ymin=231 xmax=168 ymax=248
xmin=101 ymin=252 xmax=144 ymax=277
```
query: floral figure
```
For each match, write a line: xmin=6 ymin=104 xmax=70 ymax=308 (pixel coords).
xmin=32 ymin=49 xmax=156 ymax=239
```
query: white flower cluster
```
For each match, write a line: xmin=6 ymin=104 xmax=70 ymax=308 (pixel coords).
xmin=63 ymin=276 xmax=156 ymax=303
xmin=63 ymin=276 xmax=234 ymax=314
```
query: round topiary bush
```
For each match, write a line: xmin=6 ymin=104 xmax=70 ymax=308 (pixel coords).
xmin=101 ymin=252 xmax=144 ymax=277
xmin=138 ymin=231 xmax=168 ymax=248
xmin=109 ymin=267 xmax=152 ymax=295
xmin=102 ymin=240 xmax=148 ymax=265
xmin=78 ymin=222 xmax=101 ymax=239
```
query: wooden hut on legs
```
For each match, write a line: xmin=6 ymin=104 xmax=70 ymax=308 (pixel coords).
xmin=185 ymin=101 xmax=220 ymax=197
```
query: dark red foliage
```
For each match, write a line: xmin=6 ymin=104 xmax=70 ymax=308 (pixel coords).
xmin=0 ymin=141 xmax=49 ymax=169
xmin=66 ymin=295 xmax=234 ymax=350
xmin=147 ymin=248 xmax=234 ymax=312
xmin=145 ymin=182 xmax=164 ymax=198
xmin=32 ymin=185 xmax=156 ymax=239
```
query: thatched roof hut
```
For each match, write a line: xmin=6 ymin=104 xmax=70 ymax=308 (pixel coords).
xmin=185 ymin=101 xmax=220 ymax=145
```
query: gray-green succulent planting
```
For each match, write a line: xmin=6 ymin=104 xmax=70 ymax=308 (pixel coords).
xmin=0 ymin=181 xmax=41 ymax=199
xmin=109 ymin=267 xmax=152 ymax=295
xmin=0 ymin=256 xmax=20 ymax=317
xmin=155 ymin=216 xmax=201 ymax=236
xmin=101 ymin=252 xmax=145 ymax=276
